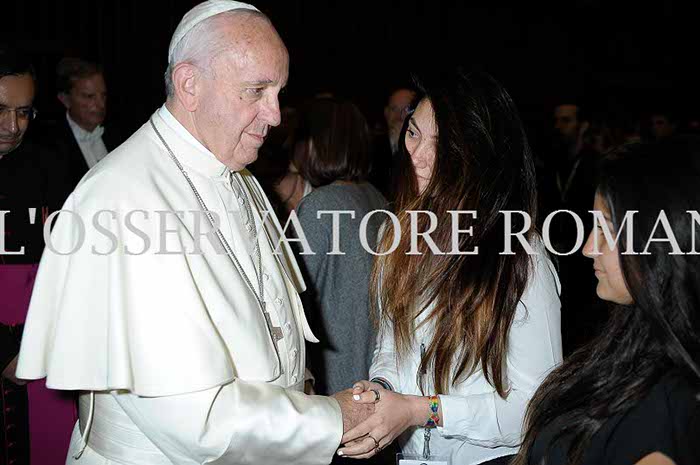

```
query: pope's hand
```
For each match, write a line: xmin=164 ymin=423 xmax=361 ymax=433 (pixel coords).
xmin=332 ymin=389 xmax=375 ymax=434
xmin=337 ymin=381 xmax=428 ymax=459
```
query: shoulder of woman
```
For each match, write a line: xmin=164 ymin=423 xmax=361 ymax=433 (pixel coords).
xmin=605 ymin=373 xmax=700 ymax=465
xmin=658 ymin=372 xmax=700 ymax=419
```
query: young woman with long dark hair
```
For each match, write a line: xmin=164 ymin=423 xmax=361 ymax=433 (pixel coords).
xmin=514 ymin=137 xmax=700 ymax=465
xmin=337 ymin=69 xmax=562 ymax=464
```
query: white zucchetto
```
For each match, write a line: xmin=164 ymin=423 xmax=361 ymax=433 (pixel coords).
xmin=168 ymin=0 xmax=259 ymax=62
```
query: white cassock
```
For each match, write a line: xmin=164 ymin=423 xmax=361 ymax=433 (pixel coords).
xmin=16 ymin=106 xmax=342 ymax=465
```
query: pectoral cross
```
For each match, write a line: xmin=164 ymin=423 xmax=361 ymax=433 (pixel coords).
xmin=263 ymin=304 xmax=284 ymax=342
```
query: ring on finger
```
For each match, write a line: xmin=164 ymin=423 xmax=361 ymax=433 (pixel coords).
xmin=369 ymin=388 xmax=381 ymax=403
xmin=367 ymin=434 xmax=380 ymax=449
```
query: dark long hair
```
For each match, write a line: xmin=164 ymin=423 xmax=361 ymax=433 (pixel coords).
xmin=370 ymin=68 xmax=538 ymax=395
xmin=514 ymin=136 xmax=700 ymax=465
xmin=294 ymin=97 xmax=371 ymax=188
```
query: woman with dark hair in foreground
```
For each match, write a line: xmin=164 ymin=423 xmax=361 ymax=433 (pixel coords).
xmin=338 ymin=69 xmax=562 ymax=464
xmin=514 ymin=137 xmax=700 ymax=465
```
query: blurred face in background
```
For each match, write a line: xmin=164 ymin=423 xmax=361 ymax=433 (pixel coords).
xmin=405 ymin=98 xmax=437 ymax=194
xmin=385 ymin=88 xmax=415 ymax=151
xmin=583 ymin=193 xmax=634 ymax=305
xmin=650 ymin=114 xmax=676 ymax=140
xmin=553 ymin=104 xmax=582 ymax=143
xmin=59 ymin=73 xmax=107 ymax=132
xmin=0 ymin=73 xmax=35 ymax=157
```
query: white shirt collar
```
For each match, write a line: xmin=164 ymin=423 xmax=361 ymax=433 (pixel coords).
xmin=66 ymin=112 xmax=104 ymax=142
xmin=156 ymin=105 xmax=229 ymax=178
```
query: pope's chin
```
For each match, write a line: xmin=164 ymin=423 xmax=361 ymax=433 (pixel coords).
xmin=244 ymin=131 xmax=266 ymax=148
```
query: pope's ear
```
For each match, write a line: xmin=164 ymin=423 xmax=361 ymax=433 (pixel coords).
xmin=171 ymin=63 xmax=200 ymax=112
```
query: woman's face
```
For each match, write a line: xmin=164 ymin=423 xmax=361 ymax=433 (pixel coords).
xmin=405 ymin=98 xmax=438 ymax=194
xmin=582 ymin=193 xmax=634 ymax=305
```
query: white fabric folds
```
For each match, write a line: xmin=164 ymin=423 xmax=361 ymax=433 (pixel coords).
xmin=16 ymin=108 xmax=310 ymax=397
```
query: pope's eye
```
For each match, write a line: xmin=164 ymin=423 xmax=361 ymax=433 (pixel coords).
xmin=246 ymin=88 xmax=264 ymax=96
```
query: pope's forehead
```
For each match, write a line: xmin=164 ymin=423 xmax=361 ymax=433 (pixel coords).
xmin=216 ymin=41 xmax=288 ymax=77
xmin=217 ymin=13 xmax=285 ymax=51
xmin=217 ymin=17 xmax=287 ymax=61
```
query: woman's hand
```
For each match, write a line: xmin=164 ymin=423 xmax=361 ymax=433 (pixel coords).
xmin=337 ymin=381 xmax=430 ymax=459
xmin=350 ymin=380 xmax=384 ymax=397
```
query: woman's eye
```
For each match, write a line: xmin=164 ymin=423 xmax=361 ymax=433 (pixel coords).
xmin=407 ymin=128 xmax=417 ymax=138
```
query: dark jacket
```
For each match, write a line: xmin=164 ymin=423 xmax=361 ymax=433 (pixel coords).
xmin=44 ymin=116 xmax=124 ymax=196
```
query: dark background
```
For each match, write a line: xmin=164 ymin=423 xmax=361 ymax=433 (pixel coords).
xmin=2 ymin=0 xmax=696 ymax=142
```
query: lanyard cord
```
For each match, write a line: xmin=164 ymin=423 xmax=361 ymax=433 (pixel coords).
xmin=419 ymin=342 xmax=432 ymax=459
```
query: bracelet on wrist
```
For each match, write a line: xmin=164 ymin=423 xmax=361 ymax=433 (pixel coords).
xmin=424 ymin=395 xmax=440 ymax=428
xmin=370 ymin=377 xmax=394 ymax=392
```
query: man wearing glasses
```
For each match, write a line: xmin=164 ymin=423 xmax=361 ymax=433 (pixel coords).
xmin=1 ymin=49 xmax=75 ymax=465
xmin=0 ymin=54 xmax=37 ymax=162
xmin=0 ymin=49 xmax=46 ymax=259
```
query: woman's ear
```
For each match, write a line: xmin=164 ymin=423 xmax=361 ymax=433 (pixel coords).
xmin=171 ymin=63 xmax=200 ymax=112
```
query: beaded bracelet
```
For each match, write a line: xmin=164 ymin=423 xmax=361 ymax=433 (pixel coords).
xmin=424 ymin=395 xmax=440 ymax=428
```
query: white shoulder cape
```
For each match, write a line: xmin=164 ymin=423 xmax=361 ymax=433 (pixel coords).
xmin=16 ymin=110 xmax=307 ymax=396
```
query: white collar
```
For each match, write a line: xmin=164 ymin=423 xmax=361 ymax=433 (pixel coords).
xmin=156 ymin=105 xmax=229 ymax=178
xmin=66 ymin=112 xmax=104 ymax=142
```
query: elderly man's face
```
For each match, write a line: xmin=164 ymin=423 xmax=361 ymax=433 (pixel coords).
xmin=196 ymin=17 xmax=288 ymax=171
xmin=0 ymin=73 xmax=35 ymax=157
xmin=60 ymin=73 xmax=107 ymax=132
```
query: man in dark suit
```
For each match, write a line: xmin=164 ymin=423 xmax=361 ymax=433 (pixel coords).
xmin=541 ymin=101 xmax=603 ymax=356
xmin=1 ymin=49 xmax=53 ymax=465
xmin=50 ymin=57 xmax=123 ymax=193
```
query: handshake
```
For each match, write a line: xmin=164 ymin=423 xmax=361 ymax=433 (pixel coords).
xmin=331 ymin=380 xmax=436 ymax=459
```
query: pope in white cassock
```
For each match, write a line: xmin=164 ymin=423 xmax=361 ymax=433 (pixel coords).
xmin=15 ymin=1 xmax=373 ymax=464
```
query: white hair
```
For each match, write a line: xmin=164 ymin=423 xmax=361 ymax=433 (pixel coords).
xmin=164 ymin=9 xmax=266 ymax=98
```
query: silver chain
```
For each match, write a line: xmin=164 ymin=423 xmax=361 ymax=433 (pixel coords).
xmin=149 ymin=118 xmax=265 ymax=308
xmin=232 ymin=174 xmax=264 ymax=304
xmin=149 ymin=118 xmax=284 ymax=373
